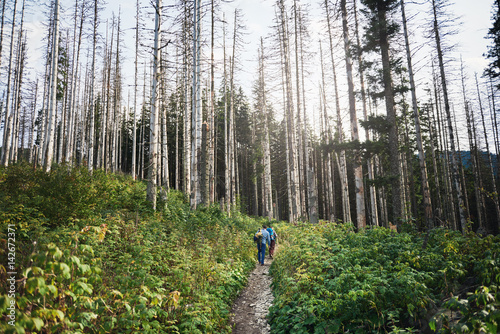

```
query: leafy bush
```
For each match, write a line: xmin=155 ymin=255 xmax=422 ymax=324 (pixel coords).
xmin=269 ymin=223 xmax=500 ymax=334
xmin=0 ymin=164 xmax=262 ymax=333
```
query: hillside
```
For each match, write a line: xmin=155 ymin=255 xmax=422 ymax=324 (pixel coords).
xmin=0 ymin=164 xmax=264 ymax=333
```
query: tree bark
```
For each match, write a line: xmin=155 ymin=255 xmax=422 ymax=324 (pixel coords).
xmin=401 ymin=0 xmax=434 ymax=229
xmin=341 ymin=0 xmax=366 ymax=229
xmin=43 ymin=0 xmax=60 ymax=172
xmin=147 ymin=0 xmax=161 ymax=209
xmin=431 ymin=0 xmax=467 ymax=232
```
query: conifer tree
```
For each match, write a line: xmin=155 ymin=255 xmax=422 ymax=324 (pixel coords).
xmin=361 ymin=0 xmax=402 ymax=224
xmin=485 ymin=0 xmax=500 ymax=84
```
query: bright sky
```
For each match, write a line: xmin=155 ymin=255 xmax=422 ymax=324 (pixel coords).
xmin=20 ymin=0 xmax=496 ymax=140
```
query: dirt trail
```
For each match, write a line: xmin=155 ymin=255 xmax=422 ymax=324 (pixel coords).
xmin=229 ymin=257 xmax=274 ymax=334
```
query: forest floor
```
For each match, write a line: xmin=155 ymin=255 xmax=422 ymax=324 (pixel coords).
xmin=229 ymin=255 xmax=274 ymax=334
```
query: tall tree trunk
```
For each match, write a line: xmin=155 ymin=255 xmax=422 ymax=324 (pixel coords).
xmin=376 ymin=2 xmax=402 ymax=225
xmin=131 ymin=0 xmax=140 ymax=178
xmin=259 ymin=38 xmax=273 ymax=220
xmin=278 ymin=0 xmax=300 ymax=222
xmin=208 ymin=0 xmax=216 ymax=204
xmin=43 ymin=0 xmax=60 ymax=172
xmin=0 ymin=0 xmax=6 ymax=71
xmin=87 ymin=0 xmax=98 ymax=172
xmin=161 ymin=49 xmax=169 ymax=190
xmin=29 ymin=80 xmax=39 ymax=163
xmin=190 ymin=0 xmax=202 ymax=208
xmin=341 ymin=0 xmax=366 ymax=229
xmin=431 ymin=0 xmax=467 ymax=232
xmin=297 ymin=9 xmax=318 ymax=224
xmin=223 ymin=14 xmax=230 ymax=211
xmin=401 ymin=0 xmax=434 ymax=229
xmin=183 ymin=0 xmax=191 ymax=195
xmin=66 ymin=0 xmax=86 ymax=165
xmin=10 ymin=4 xmax=26 ymax=164
xmin=147 ymin=0 xmax=161 ymax=209
xmin=461 ymin=63 xmax=483 ymax=230
xmin=324 ymin=0 xmax=350 ymax=223
xmin=293 ymin=0 xmax=306 ymax=219
xmin=1 ymin=0 xmax=18 ymax=166
xmin=354 ymin=0 xmax=378 ymax=226
xmin=488 ymin=77 xmax=500 ymax=176
xmin=476 ymin=74 xmax=500 ymax=232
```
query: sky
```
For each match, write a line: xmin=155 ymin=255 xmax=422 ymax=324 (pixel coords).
xmin=22 ymin=0 xmax=494 ymax=90
xmin=18 ymin=0 xmax=497 ymax=143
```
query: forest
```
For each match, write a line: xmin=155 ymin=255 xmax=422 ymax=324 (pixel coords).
xmin=1 ymin=0 xmax=500 ymax=332
xmin=0 ymin=0 xmax=499 ymax=231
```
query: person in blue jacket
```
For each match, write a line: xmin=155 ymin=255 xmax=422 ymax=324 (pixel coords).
xmin=254 ymin=225 xmax=271 ymax=266
xmin=267 ymin=225 xmax=277 ymax=259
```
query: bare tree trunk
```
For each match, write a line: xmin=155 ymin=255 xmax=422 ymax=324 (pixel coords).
xmin=341 ymin=0 xmax=365 ymax=229
xmin=87 ymin=0 xmax=98 ymax=172
xmin=375 ymin=2 xmax=402 ymax=225
xmin=182 ymin=3 xmax=191 ymax=196
xmin=461 ymin=64 xmax=483 ymax=230
xmin=190 ymin=0 xmax=202 ymax=208
xmin=29 ymin=80 xmax=39 ymax=163
xmin=353 ymin=0 xmax=378 ymax=226
xmin=147 ymin=0 xmax=161 ymax=209
xmin=1 ymin=0 xmax=18 ymax=166
xmin=324 ymin=1 xmax=350 ymax=223
xmin=11 ymin=6 xmax=26 ymax=164
xmin=259 ymin=38 xmax=273 ymax=220
xmin=131 ymin=0 xmax=140 ymax=178
xmin=278 ymin=0 xmax=300 ymax=222
xmin=293 ymin=0 xmax=306 ymax=219
xmin=488 ymin=77 xmax=500 ymax=175
xmin=0 ymin=0 xmax=6 ymax=71
xmin=208 ymin=0 xmax=216 ymax=204
xmin=111 ymin=14 xmax=122 ymax=173
xmin=296 ymin=9 xmax=318 ymax=224
xmin=476 ymin=74 xmax=500 ymax=232
xmin=175 ymin=70 xmax=180 ymax=190
xmin=43 ymin=0 xmax=60 ymax=172
xmin=401 ymin=0 xmax=434 ymax=229
xmin=160 ymin=49 xmax=169 ymax=190
xmin=223 ymin=14 xmax=230 ymax=212
xmin=427 ymin=102 xmax=443 ymax=222
xmin=66 ymin=0 xmax=86 ymax=165
xmin=431 ymin=0 xmax=467 ymax=232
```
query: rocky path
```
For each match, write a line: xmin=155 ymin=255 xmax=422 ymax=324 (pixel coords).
xmin=229 ymin=257 xmax=274 ymax=334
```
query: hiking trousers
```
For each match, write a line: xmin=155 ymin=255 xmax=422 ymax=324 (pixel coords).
xmin=258 ymin=243 xmax=266 ymax=265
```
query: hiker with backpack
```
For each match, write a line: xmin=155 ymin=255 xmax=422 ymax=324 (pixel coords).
xmin=254 ymin=225 xmax=271 ymax=266
xmin=267 ymin=225 xmax=277 ymax=259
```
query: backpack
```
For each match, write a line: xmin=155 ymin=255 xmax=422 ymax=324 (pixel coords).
xmin=267 ymin=228 xmax=275 ymax=240
xmin=255 ymin=229 xmax=263 ymax=244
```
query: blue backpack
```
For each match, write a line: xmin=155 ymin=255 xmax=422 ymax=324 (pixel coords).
xmin=267 ymin=228 xmax=275 ymax=240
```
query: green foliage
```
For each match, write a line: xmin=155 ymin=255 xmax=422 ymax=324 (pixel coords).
xmin=0 ymin=163 xmax=149 ymax=228
xmin=0 ymin=164 xmax=261 ymax=333
xmin=269 ymin=223 xmax=500 ymax=334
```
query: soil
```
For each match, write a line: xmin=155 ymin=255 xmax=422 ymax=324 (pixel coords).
xmin=229 ymin=256 xmax=274 ymax=334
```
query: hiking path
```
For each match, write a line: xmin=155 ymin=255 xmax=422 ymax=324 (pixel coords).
xmin=229 ymin=257 xmax=274 ymax=334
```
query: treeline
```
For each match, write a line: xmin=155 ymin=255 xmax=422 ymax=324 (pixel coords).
xmin=1 ymin=0 xmax=500 ymax=233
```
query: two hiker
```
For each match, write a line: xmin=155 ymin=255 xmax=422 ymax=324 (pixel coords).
xmin=254 ymin=225 xmax=278 ymax=265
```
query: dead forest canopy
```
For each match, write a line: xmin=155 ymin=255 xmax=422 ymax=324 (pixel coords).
xmin=0 ymin=0 xmax=500 ymax=233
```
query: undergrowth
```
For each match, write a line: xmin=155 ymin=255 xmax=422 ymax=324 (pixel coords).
xmin=0 ymin=163 xmax=262 ymax=333
xmin=269 ymin=222 xmax=500 ymax=334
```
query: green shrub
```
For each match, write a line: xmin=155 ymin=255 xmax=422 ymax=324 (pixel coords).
xmin=269 ymin=223 xmax=500 ymax=334
xmin=0 ymin=164 xmax=261 ymax=333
